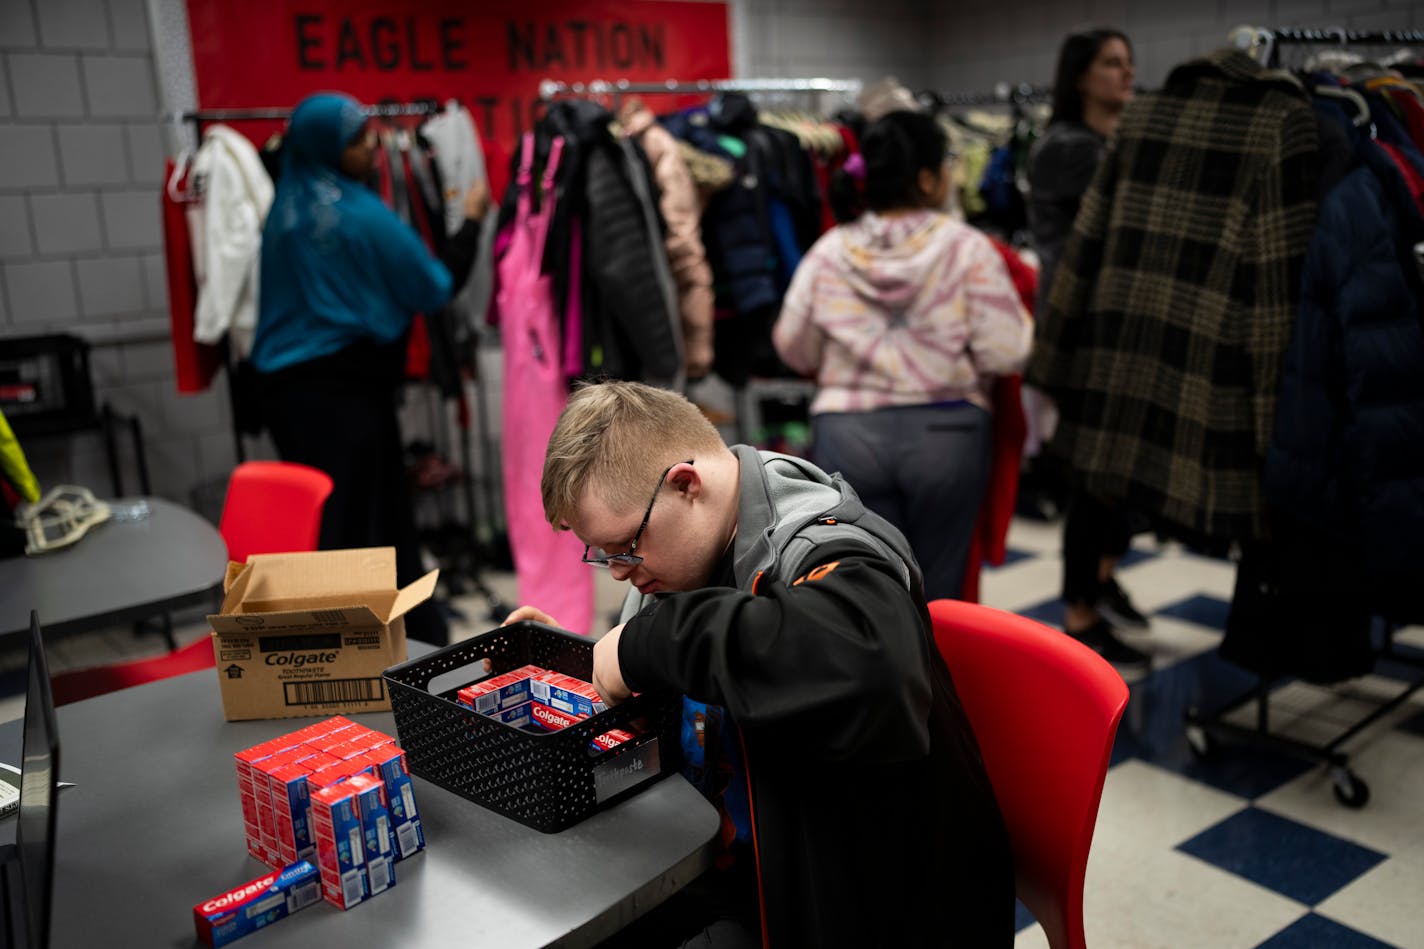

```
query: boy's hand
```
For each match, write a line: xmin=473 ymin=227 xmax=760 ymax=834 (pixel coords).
xmin=502 ymin=605 xmax=560 ymax=628
xmin=592 ymin=623 xmax=632 ymax=706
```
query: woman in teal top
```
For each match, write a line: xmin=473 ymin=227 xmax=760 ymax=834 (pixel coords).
xmin=255 ymin=92 xmax=486 ymax=645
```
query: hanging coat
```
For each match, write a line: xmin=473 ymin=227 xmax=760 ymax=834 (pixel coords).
xmin=494 ymin=134 xmax=594 ymax=635
xmin=188 ymin=124 xmax=274 ymax=358
xmin=1026 ymin=49 xmax=1320 ymax=542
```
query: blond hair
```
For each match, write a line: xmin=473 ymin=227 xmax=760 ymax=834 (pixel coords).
xmin=542 ymin=381 xmax=726 ymax=529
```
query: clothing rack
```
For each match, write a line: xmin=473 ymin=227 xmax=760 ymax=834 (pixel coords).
xmin=537 ymin=77 xmax=864 ymax=101
xmin=536 ymin=76 xmax=854 ymax=447
xmin=1185 ymin=622 xmax=1424 ymax=808
xmin=165 ymin=100 xmax=443 ymax=130
xmin=165 ymin=99 xmax=448 ymax=464
xmin=1229 ymin=25 xmax=1424 ymax=67
xmin=930 ymin=83 xmax=1052 ymax=109
xmin=163 ymin=99 xmax=510 ymax=619
xmin=1182 ymin=31 xmax=1424 ymax=797
xmin=538 ymin=77 xmax=863 ymax=116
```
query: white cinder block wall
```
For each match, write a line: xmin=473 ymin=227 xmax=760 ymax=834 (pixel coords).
xmin=2 ymin=0 xmax=1417 ymax=513
xmin=0 ymin=0 xmax=242 ymax=513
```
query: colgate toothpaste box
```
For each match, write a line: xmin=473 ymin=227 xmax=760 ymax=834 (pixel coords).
xmin=481 ymin=701 xmax=532 ymax=729
xmin=526 ymin=700 xmax=636 ymax=753
xmin=269 ymin=759 xmax=320 ymax=868
xmin=291 ymin=721 xmax=337 ymax=745
xmin=530 ymin=671 xmax=608 ymax=718
xmin=255 ymin=748 xmax=319 ymax=865
xmin=307 ymin=756 xmax=374 ymax=792
xmin=346 ymin=772 xmax=396 ymax=895
xmin=236 ymin=719 xmax=412 ymax=877
xmin=306 ymin=732 xmax=355 ymax=757
xmin=193 ymin=860 xmax=320 ymax=947
xmin=456 ymin=664 xmax=548 ymax=714
xmin=310 ymin=784 xmax=368 ymax=910
xmin=327 ymin=739 xmax=375 ymax=762
xmin=361 ymin=745 xmax=425 ymax=859
xmin=235 ymin=739 xmax=288 ymax=859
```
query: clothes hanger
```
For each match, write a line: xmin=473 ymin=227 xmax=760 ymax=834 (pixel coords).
xmin=166 ymin=148 xmax=195 ymax=202
xmin=1314 ymin=84 xmax=1377 ymax=138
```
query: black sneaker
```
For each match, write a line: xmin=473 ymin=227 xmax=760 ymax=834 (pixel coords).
xmin=1069 ymin=618 xmax=1152 ymax=670
xmin=1097 ymin=577 xmax=1149 ymax=630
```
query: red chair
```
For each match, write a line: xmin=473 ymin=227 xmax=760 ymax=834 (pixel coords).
xmin=50 ymin=461 xmax=333 ymax=705
xmin=928 ymin=599 xmax=1129 ymax=949
xmin=216 ymin=460 xmax=335 ymax=565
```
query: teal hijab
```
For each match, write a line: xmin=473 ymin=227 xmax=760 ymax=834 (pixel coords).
xmin=252 ymin=93 xmax=451 ymax=373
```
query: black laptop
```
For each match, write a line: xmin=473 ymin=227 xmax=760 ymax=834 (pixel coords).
xmin=0 ymin=612 xmax=59 ymax=949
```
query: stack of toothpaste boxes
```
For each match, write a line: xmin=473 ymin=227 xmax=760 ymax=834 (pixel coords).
xmin=231 ymin=716 xmax=424 ymax=913
xmin=456 ymin=665 xmax=636 ymax=752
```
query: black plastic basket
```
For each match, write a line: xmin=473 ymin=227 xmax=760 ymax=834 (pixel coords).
xmin=383 ymin=621 xmax=683 ymax=833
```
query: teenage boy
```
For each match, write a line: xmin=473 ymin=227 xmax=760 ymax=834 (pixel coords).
xmin=506 ymin=380 xmax=1012 ymax=947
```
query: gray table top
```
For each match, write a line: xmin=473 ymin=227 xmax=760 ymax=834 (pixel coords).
xmin=1 ymin=660 xmax=718 ymax=947
xmin=0 ymin=496 xmax=228 ymax=641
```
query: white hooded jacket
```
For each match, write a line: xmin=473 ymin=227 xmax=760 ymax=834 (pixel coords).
xmin=188 ymin=124 xmax=274 ymax=357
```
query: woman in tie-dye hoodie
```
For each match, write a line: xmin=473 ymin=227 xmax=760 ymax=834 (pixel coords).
xmin=773 ymin=110 xmax=1032 ymax=601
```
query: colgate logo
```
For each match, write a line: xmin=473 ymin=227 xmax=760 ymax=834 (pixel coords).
xmin=531 ymin=703 xmax=576 ymax=729
xmin=265 ymin=651 xmax=338 ymax=668
xmin=201 ymin=874 xmax=275 ymax=913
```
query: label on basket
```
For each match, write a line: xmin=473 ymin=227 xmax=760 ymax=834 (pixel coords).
xmin=592 ymin=738 xmax=660 ymax=803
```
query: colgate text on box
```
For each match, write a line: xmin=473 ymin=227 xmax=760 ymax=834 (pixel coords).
xmin=194 ymin=860 xmax=320 ymax=947
xmin=527 ymin=700 xmax=636 ymax=753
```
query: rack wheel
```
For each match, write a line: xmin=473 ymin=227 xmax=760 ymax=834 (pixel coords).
xmin=1330 ymin=767 xmax=1370 ymax=809
xmin=1185 ymin=722 xmax=1218 ymax=762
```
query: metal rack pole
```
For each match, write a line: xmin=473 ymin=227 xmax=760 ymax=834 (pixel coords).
xmin=537 ymin=76 xmax=864 ymax=102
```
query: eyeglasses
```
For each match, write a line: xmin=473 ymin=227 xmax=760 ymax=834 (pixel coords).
xmin=582 ymin=459 xmax=692 ymax=567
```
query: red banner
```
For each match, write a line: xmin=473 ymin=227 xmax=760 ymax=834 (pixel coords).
xmin=185 ymin=0 xmax=731 ymax=194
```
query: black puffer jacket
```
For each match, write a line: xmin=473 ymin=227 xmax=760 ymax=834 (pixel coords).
xmin=1265 ymin=116 xmax=1424 ymax=583
xmin=661 ymin=102 xmax=780 ymax=318
xmin=582 ymin=142 xmax=680 ymax=382
xmin=498 ymin=102 xmax=680 ymax=383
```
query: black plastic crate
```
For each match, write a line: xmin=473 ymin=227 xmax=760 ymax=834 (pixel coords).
xmin=383 ymin=621 xmax=683 ymax=833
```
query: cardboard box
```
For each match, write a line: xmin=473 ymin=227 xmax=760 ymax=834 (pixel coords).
xmin=208 ymin=548 xmax=436 ymax=721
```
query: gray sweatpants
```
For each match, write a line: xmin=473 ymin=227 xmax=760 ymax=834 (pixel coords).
xmin=812 ymin=403 xmax=992 ymax=601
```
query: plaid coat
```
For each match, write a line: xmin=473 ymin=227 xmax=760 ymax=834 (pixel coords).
xmin=1026 ymin=50 xmax=1319 ymax=541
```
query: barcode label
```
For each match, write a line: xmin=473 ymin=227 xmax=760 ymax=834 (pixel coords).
xmin=288 ymin=882 xmax=320 ymax=912
xmin=283 ymin=678 xmax=385 ymax=707
xmin=340 ymin=869 xmax=364 ymax=907
xmin=367 ymin=857 xmax=391 ymax=895
xmin=400 ymin=784 xmax=416 ymax=821
xmin=396 ymin=821 xmax=419 ymax=858
xmin=311 ymin=609 xmax=346 ymax=624
xmin=349 ymin=828 xmax=364 ymax=866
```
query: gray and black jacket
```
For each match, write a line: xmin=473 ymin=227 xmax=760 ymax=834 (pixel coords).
xmin=618 ymin=446 xmax=1013 ymax=947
